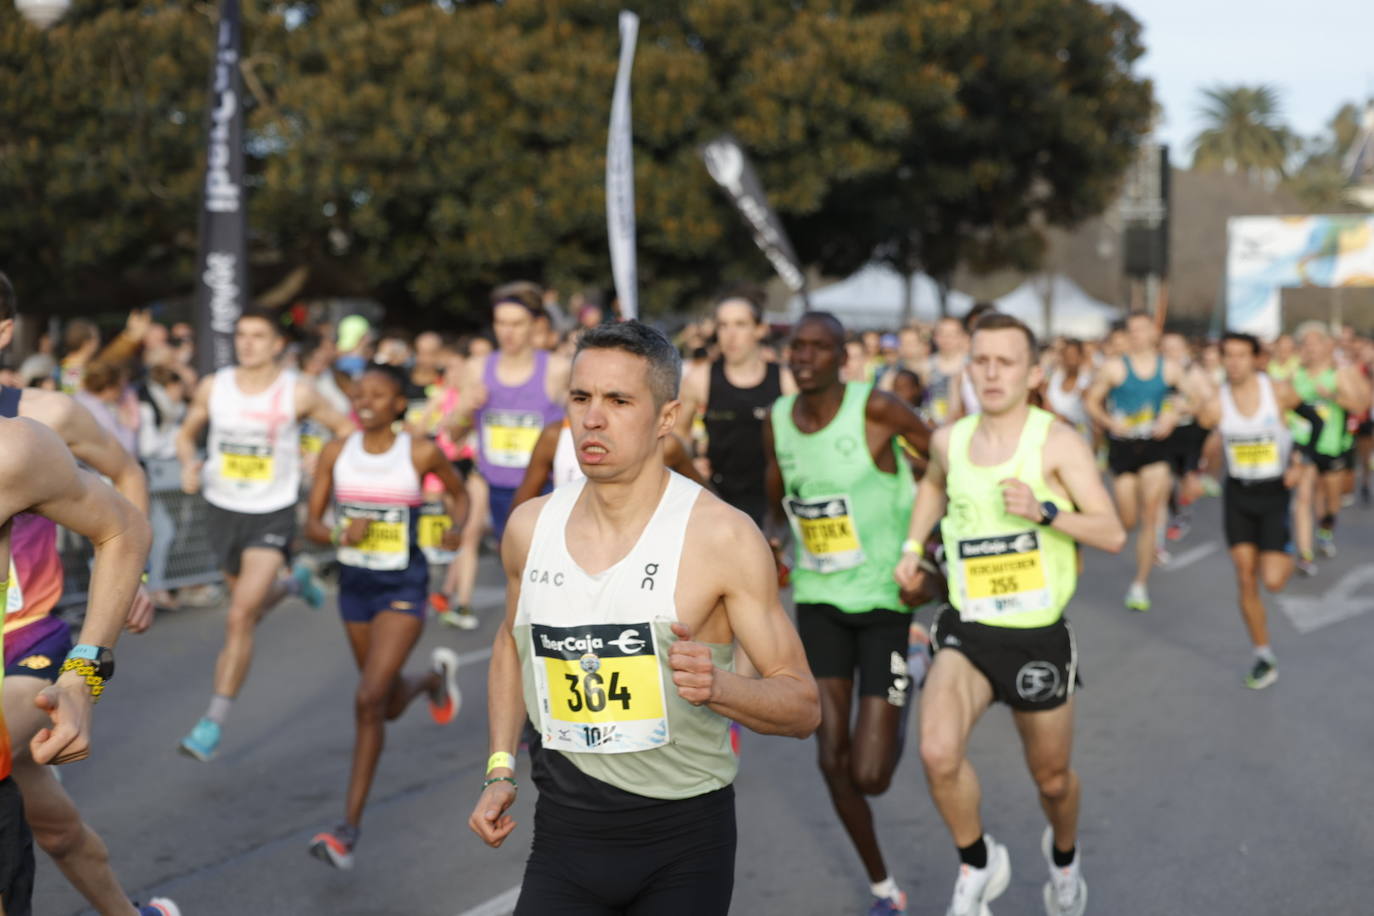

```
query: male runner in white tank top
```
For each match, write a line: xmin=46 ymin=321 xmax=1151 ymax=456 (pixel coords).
xmin=469 ymin=321 xmax=819 ymax=915
xmin=175 ymin=308 xmax=355 ymax=761
xmin=1191 ymin=333 xmax=1322 ymax=689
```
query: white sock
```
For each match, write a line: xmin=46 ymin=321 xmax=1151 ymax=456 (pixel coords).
xmin=206 ymin=694 xmax=233 ymax=726
xmin=870 ymin=877 xmax=900 ymax=901
xmin=1255 ymin=645 xmax=1276 ymax=664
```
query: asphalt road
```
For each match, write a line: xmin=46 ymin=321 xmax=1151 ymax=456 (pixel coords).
xmin=32 ymin=495 xmax=1374 ymax=915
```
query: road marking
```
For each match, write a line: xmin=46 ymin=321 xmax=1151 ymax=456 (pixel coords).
xmin=455 ymin=885 xmax=521 ymax=916
xmin=1278 ymin=564 xmax=1374 ymax=634
xmin=1162 ymin=541 xmax=1219 ymax=570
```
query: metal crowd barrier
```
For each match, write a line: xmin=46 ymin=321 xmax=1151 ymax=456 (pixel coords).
xmin=57 ymin=457 xmax=224 ymax=608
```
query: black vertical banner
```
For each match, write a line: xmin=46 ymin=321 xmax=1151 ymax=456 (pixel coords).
xmin=194 ymin=0 xmax=248 ymax=376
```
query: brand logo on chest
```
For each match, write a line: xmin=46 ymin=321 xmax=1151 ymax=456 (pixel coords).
xmin=528 ymin=567 xmax=565 ymax=587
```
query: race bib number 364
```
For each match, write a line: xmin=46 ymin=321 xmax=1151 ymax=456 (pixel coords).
xmin=531 ymin=621 xmax=669 ymax=754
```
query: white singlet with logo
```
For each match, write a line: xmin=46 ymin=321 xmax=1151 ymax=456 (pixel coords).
xmin=1220 ymin=373 xmax=1291 ymax=481
xmin=517 ymin=472 xmax=701 ymax=755
xmin=203 ymin=367 xmax=302 ymax=513
xmin=552 ymin=422 xmax=582 ymax=488
xmin=333 ymin=431 xmax=423 ymax=571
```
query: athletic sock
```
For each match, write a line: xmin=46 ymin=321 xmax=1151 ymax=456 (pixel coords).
xmin=958 ymin=836 xmax=988 ymax=869
xmin=1255 ymin=645 xmax=1276 ymax=664
xmin=870 ymin=877 xmax=900 ymax=901
xmin=1319 ymin=514 xmax=1336 ymax=531
xmin=205 ymin=694 xmax=234 ymax=726
xmin=1052 ymin=843 xmax=1076 ymax=867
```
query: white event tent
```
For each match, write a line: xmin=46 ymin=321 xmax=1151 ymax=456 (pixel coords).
xmin=782 ymin=264 xmax=975 ymax=329
xmin=992 ymin=274 xmax=1121 ymax=339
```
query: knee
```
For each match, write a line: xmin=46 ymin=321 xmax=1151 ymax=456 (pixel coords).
xmin=34 ymin=817 xmax=92 ymax=862
xmin=816 ymin=741 xmax=849 ymax=784
xmin=1262 ymin=570 xmax=1287 ymax=593
xmin=1033 ymin=766 xmax=1073 ymax=802
xmin=852 ymin=760 xmax=894 ymax=796
xmin=225 ymin=606 xmax=257 ymax=636
xmin=919 ymin=734 xmax=963 ymax=783
xmin=354 ymin=685 xmax=388 ymax=722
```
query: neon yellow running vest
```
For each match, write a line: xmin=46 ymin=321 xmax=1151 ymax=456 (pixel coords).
xmin=942 ymin=407 xmax=1076 ymax=628
xmin=771 ymin=382 xmax=915 ymax=613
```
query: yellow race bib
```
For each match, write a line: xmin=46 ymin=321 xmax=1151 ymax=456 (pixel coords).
xmin=220 ymin=442 xmax=274 ymax=480
xmin=482 ymin=410 xmax=544 ymax=468
xmin=785 ymin=495 xmax=866 ymax=573
xmin=337 ymin=504 xmax=411 ymax=571
xmin=956 ymin=531 xmax=1052 ymax=622
xmin=531 ymin=622 xmax=669 ymax=754
xmin=1224 ymin=434 xmax=1281 ymax=480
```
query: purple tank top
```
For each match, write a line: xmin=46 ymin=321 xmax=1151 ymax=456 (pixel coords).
xmin=475 ymin=350 xmax=563 ymax=488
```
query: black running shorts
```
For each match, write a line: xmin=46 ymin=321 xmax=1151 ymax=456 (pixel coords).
xmin=1167 ymin=423 xmax=1208 ymax=476
xmin=0 ymin=777 xmax=35 ymax=916
xmin=1223 ymin=478 xmax=1291 ymax=553
xmin=205 ymin=503 xmax=296 ymax=576
xmin=931 ymin=604 xmax=1079 ymax=711
xmin=797 ymin=603 xmax=914 ymax=707
xmin=1107 ymin=437 xmax=1171 ymax=476
xmin=516 ymin=786 xmax=736 ymax=916
xmin=1312 ymin=450 xmax=1352 ymax=474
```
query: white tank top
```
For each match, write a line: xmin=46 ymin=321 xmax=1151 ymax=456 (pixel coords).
xmin=1046 ymin=369 xmax=1090 ymax=430
xmin=552 ymin=421 xmax=582 ymax=488
xmin=1219 ymin=374 xmax=1291 ymax=481
xmin=203 ymin=367 xmax=302 ymax=513
xmin=516 ymin=472 xmax=702 ymax=756
xmin=333 ymin=431 xmax=423 ymax=570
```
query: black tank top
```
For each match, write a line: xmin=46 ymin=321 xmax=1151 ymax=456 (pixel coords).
xmin=704 ymin=360 xmax=781 ymax=492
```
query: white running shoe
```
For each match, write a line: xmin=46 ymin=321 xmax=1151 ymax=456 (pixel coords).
xmin=1040 ymin=826 xmax=1087 ymax=916
xmin=945 ymin=835 xmax=1010 ymax=916
xmin=1124 ymin=582 xmax=1150 ymax=612
xmin=429 ymin=647 xmax=462 ymax=724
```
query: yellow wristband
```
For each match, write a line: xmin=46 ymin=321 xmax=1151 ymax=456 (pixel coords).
xmin=60 ymin=659 xmax=105 ymax=702
xmin=487 ymin=751 xmax=515 ymax=774
xmin=901 ymin=539 xmax=925 ymax=557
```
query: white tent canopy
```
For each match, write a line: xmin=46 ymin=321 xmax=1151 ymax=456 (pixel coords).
xmin=784 ymin=264 xmax=974 ymax=329
xmin=992 ymin=274 xmax=1121 ymax=339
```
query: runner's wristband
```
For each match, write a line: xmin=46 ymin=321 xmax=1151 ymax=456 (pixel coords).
xmin=483 ymin=775 xmax=518 ymax=790
xmin=487 ymin=751 xmax=515 ymax=774
xmin=330 ymin=522 xmax=346 ymax=546
xmin=60 ymin=659 xmax=106 ymax=702
xmin=901 ymin=539 xmax=925 ymax=558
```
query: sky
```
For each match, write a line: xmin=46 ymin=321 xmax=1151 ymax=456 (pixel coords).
xmin=1124 ymin=0 xmax=1374 ymax=163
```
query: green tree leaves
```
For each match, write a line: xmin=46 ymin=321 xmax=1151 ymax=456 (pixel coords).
xmin=1 ymin=0 xmax=1152 ymax=320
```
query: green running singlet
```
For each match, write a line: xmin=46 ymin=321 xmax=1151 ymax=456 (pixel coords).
xmin=941 ymin=407 xmax=1077 ymax=629
xmin=1290 ymin=367 xmax=1352 ymax=458
xmin=771 ymin=382 xmax=915 ymax=614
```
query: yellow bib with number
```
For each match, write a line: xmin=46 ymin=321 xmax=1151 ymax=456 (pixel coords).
xmin=220 ymin=442 xmax=275 ymax=481
xmin=784 ymin=495 xmax=866 ymax=574
xmin=1224 ymin=434 xmax=1281 ymax=480
xmin=531 ymin=622 xmax=669 ymax=754
xmin=337 ymin=504 xmax=411 ymax=571
xmin=482 ymin=410 xmax=543 ymax=468
xmin=956 ymin=531 xmax=1052 ymax=622
xmin=417 ymin=504 xmax=455 ymax=563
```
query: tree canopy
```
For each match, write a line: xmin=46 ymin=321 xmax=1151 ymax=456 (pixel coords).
xmin=0 ymin=0 xmax=1153 ymax=322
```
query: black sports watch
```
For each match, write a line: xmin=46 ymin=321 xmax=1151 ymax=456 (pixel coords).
xmin=66 ymin=644 xmax=116 ymax=681
xmin=1037 ymin=501 xmax=1060 ymax=527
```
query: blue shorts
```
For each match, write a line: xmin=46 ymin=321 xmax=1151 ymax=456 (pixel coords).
xmin=489 ymin=483 xmax=551 ymax=543
xmin=337 ymin=563 xmax=427 ymax=624
xmin=3 ymin=615 xmax=72 ymax=682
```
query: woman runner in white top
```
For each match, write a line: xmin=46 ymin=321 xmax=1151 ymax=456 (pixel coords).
xmin=303 ymin=365 xmax=470 ymax=870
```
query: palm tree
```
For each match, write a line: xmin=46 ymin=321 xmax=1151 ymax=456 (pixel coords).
xmin=1191 ymin=85 xmax=1294 ymax=179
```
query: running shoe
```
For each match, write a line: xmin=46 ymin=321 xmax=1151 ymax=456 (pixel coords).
xmin=1316 ymin=528 xmax=1336 ymax=558
xmin=1124 ymin=583 xmax=1150 ymax=612
xmin=309 ymin=822 xmax=357 ymax=870
xmin=1200 ymin=476 xmax=1221 ymax=498
xmin=1244 ymin=656 xmax=1278 ymax=690
xmin=292 ymin=557 xmax=326 ymax=610
xmin=1040 ymin=826 xmax=1086 ymax=916
xmin=1296 ymin=555 xmax=1318 ymax=577
xmin=178 ymin=717 xmax=221 ymax=762
xmin=439 ymin=606 xmax=480 ymax=630
xmin=429 ymin=646 xmax=462 ymax=724
xmin=945 ymin=836 xmax=1010 ymax=916
xmin=135 ymin=899 xmax=182 ymax=916
xmin=1165 ymin=516 xmax=1190 ymax=542
xmin=867 ymin=890 xmax=907 ymax=914
xmin=429 ymin=592 xmax=451 ymax=614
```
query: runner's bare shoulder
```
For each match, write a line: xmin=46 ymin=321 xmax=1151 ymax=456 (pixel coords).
xmin=685 ymin=487 xmax=769 ymax=559
xmin=501 ymin=492 xmax=553 ymax=571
